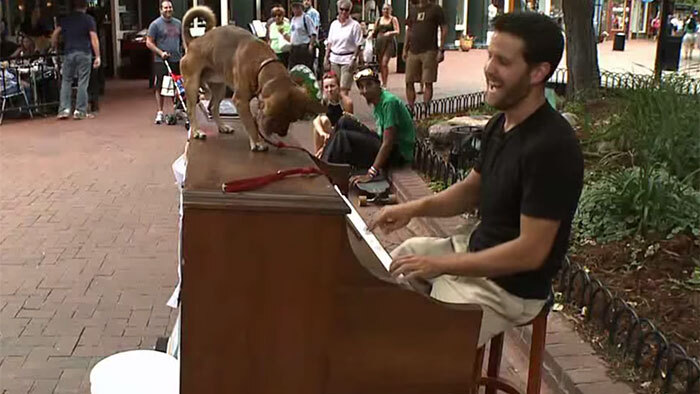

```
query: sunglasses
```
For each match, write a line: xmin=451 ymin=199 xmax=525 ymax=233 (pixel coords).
xmin=353 ymin=68 xmax=378 ymax=81
xmin=339 ymin=7 xmax=350 ymax=12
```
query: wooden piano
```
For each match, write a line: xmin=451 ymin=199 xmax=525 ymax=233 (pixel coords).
xmin=181 ymin=129 xmax=483 ymax=393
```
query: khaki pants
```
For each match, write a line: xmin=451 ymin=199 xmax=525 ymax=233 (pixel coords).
xmin=391 ymin=235 xmax=546 ymax=347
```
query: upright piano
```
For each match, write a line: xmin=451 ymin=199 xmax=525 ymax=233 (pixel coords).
xmin=181 ymin=129 xmax=483 ymax=393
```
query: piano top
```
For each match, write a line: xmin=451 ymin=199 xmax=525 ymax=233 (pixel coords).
xmin=183 ymin=127 xmax=349 ymax=215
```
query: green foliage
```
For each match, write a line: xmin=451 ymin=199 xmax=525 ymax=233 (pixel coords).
xmin=590 ymin=74 xmax=700 ymax=188
xmin=428 ymin=180 xmax=447 ymax=193
xmin=574 ymin=167 xmax=700 ymax=243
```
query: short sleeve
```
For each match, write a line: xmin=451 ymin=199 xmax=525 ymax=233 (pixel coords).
xmin=521 ymin=137 xmax=583 ymax=220
xmin=353 ymin=22 xmax=363 ymax=46
xmin=88 ymin=16 xmax=97 ymax=32
xmin=435 ymin=5 xmax=446 ymax=25
xmin=381 ymin=99 xmax=403 ymax=130
xmin=147 ymin=21 xmax=158 ymax=39
xmin=406 ymin=9 xmax=414 ymax=27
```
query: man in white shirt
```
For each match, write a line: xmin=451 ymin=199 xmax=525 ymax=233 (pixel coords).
xmin=289 ymin=0 xmax=317 ymax=70
xmin=324 ymin=0 xmax=363 ymax=98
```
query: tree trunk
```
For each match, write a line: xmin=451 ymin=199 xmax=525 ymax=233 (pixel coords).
xmin=562 ymin=0 xmax=600 ymax=98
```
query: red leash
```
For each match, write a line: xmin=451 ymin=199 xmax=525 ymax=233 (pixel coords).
xmin=221 ymin=132 xmax=344 ymax=193
xmin=222 ymin=167 xmax=322 ymax=193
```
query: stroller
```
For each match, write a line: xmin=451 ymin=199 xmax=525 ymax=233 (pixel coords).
xmin=162 ymin=60 xmax=190 ymax=131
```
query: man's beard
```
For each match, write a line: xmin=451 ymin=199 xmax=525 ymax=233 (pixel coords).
xmin=486 ymin=75 xmax=531 ymax=111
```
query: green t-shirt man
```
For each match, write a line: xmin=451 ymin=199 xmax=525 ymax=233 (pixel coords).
xmin=372 ymin=90 xmax=416 ymax=164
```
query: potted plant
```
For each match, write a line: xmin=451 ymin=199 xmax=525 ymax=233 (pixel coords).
xmin=459 ymin=32 xmax=474 ymax=51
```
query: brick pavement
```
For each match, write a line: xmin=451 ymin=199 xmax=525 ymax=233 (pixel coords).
xmin=1 ymin=81 xmax=184 ymax=393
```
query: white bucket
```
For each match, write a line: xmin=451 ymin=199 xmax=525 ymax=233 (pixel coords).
xmin=90 ymin=350 xmax=179 ymax=394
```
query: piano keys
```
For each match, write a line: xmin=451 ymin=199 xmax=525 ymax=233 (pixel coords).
xmin=180 ymin=128 xmax=483 ymax=393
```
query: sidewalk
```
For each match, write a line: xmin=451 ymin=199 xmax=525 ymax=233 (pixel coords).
xmin=1 ymin=81 xmax=184 ymax=393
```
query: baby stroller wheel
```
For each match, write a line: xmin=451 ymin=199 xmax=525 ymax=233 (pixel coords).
xmin=184 ymin=120 xmax=190 ymax=132
xmin=166 ymin=114 xmax=178 ymax=125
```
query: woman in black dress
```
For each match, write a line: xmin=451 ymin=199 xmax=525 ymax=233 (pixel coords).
xmin=312 ymin=71 xmax=354 ymax=157
xmin=370 ymin=4 xmax=399 ymax=87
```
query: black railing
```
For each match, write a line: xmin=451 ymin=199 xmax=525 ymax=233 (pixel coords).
xmin=557 ymin=258 xmax=700 ymax=394
xmin=413 ymin=138 xmax=462 ymax=186
xmin=1 ymin=53 xmax=62 ymax=120
xmin=547 ymin=68 xmax=700 ymax=95
xmin=412 ymin=91 xmax=486 ymax=121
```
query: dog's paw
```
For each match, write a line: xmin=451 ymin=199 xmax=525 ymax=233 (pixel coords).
xmin=218 ymin=124 xmax=235 ymax=134
xmin=192 ymin=130 xmax=207 ymax=140
xmin=250 ymin=143 xmax=268 ymax=152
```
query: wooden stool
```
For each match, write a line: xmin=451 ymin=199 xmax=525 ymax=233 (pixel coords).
xmin=472 ymin=304 xmax=551 ymax=394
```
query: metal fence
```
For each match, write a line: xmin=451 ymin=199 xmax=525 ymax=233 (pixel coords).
xmin=1 ymin=53 xmax=62 ymax=122
xmin=411 ymin=91 xmax=486 ymax=121
xmin=548 ymin=68 xmax=700 ymax=95
xmin=558 ymin=258 xmax=700 ymax=394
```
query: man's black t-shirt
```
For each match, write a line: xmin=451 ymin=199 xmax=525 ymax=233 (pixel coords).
xmin=470 ymin=103 xmax=584 ymax=300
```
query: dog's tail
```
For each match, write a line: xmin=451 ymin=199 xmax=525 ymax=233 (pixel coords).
xmin=182 ymin=6 xmax=217 ymax=48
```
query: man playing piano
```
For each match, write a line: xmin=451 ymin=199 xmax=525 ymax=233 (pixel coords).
xmin=371 ymin=12 xmax=584 ymax=347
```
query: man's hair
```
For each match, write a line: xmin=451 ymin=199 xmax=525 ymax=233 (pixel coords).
xmin=337 ymin=0 xmax=352 ymax=10
xmin=492 ymin=12 xmax=564 ymax=80
xmin=72 ymin=0 xmax=87 ymax=10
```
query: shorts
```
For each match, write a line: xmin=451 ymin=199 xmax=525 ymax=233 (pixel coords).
xmin=405 ymin=50 xmax=438 ymax=84
xmin=330 ymin=62 xmax=355 ymax=90
xmin=153 ymin=61 xmax=180 ymax=91
xmin=391 ymin=234 xmax=546 ymax=347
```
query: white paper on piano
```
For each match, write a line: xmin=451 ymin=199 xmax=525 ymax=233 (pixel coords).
xmin=335 ymin=186 xmax=393 ymax=271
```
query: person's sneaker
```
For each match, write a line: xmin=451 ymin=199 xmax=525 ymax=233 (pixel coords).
xmin=57 ymin=110 xmax=70 ymax=120
xmin=73 ymin=110 xmax=89 ymax=120
xmin=154 ymin=111 xmax=165 ymax=124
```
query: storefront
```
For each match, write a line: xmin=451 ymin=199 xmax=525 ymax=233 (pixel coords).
xmin=602 ymin=0 xmax=653 ymax=39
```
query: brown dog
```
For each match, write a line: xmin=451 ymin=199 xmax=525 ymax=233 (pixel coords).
xmin=180 ymin=6 xmax=325 ymax=150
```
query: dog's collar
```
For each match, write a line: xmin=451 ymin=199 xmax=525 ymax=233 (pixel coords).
xmin=254 ymin=58 xmax=281 ymax=96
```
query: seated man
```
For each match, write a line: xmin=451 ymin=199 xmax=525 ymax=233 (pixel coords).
xmin=371 ymin=13 xmax=584 ymax=347
xmin=322 ymin=65 xmax=415 ymax=184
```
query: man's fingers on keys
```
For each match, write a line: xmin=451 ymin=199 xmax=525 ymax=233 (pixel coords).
xmin=389 ymin=255 xmax=414 ymax=276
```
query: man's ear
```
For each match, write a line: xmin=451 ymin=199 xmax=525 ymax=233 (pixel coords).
xmin=530 ymin=62 xmax=551 ymax=85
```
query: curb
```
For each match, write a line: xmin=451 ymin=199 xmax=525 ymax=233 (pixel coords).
xmin=390 ymin=167 xmax=635 ymax=394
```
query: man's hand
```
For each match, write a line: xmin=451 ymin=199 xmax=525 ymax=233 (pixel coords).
xmin=437 ymin=50 xmax=445 ymax=63
xmin=350 ymin=174 xmax=373 ymax=186
xmin=369 ymin=203 xmax=414 ymax=234
xmin=402 ymin=51 xmax=408 ymax=62
xmin=390 ymin=254 xmax=446 ymax=280
xmin=93 ymin=56 xmax=101 ymax=69
xmin=308 ymin=42 xmax=315 ymax=54
xmin=160 ymin=51 xmax=170 ymax=59
xmin=324 ymin=59 xmax=331 ymax=71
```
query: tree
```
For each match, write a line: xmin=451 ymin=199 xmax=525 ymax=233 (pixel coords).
xmin=562 ymin=0 xmax=601 ymax=98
